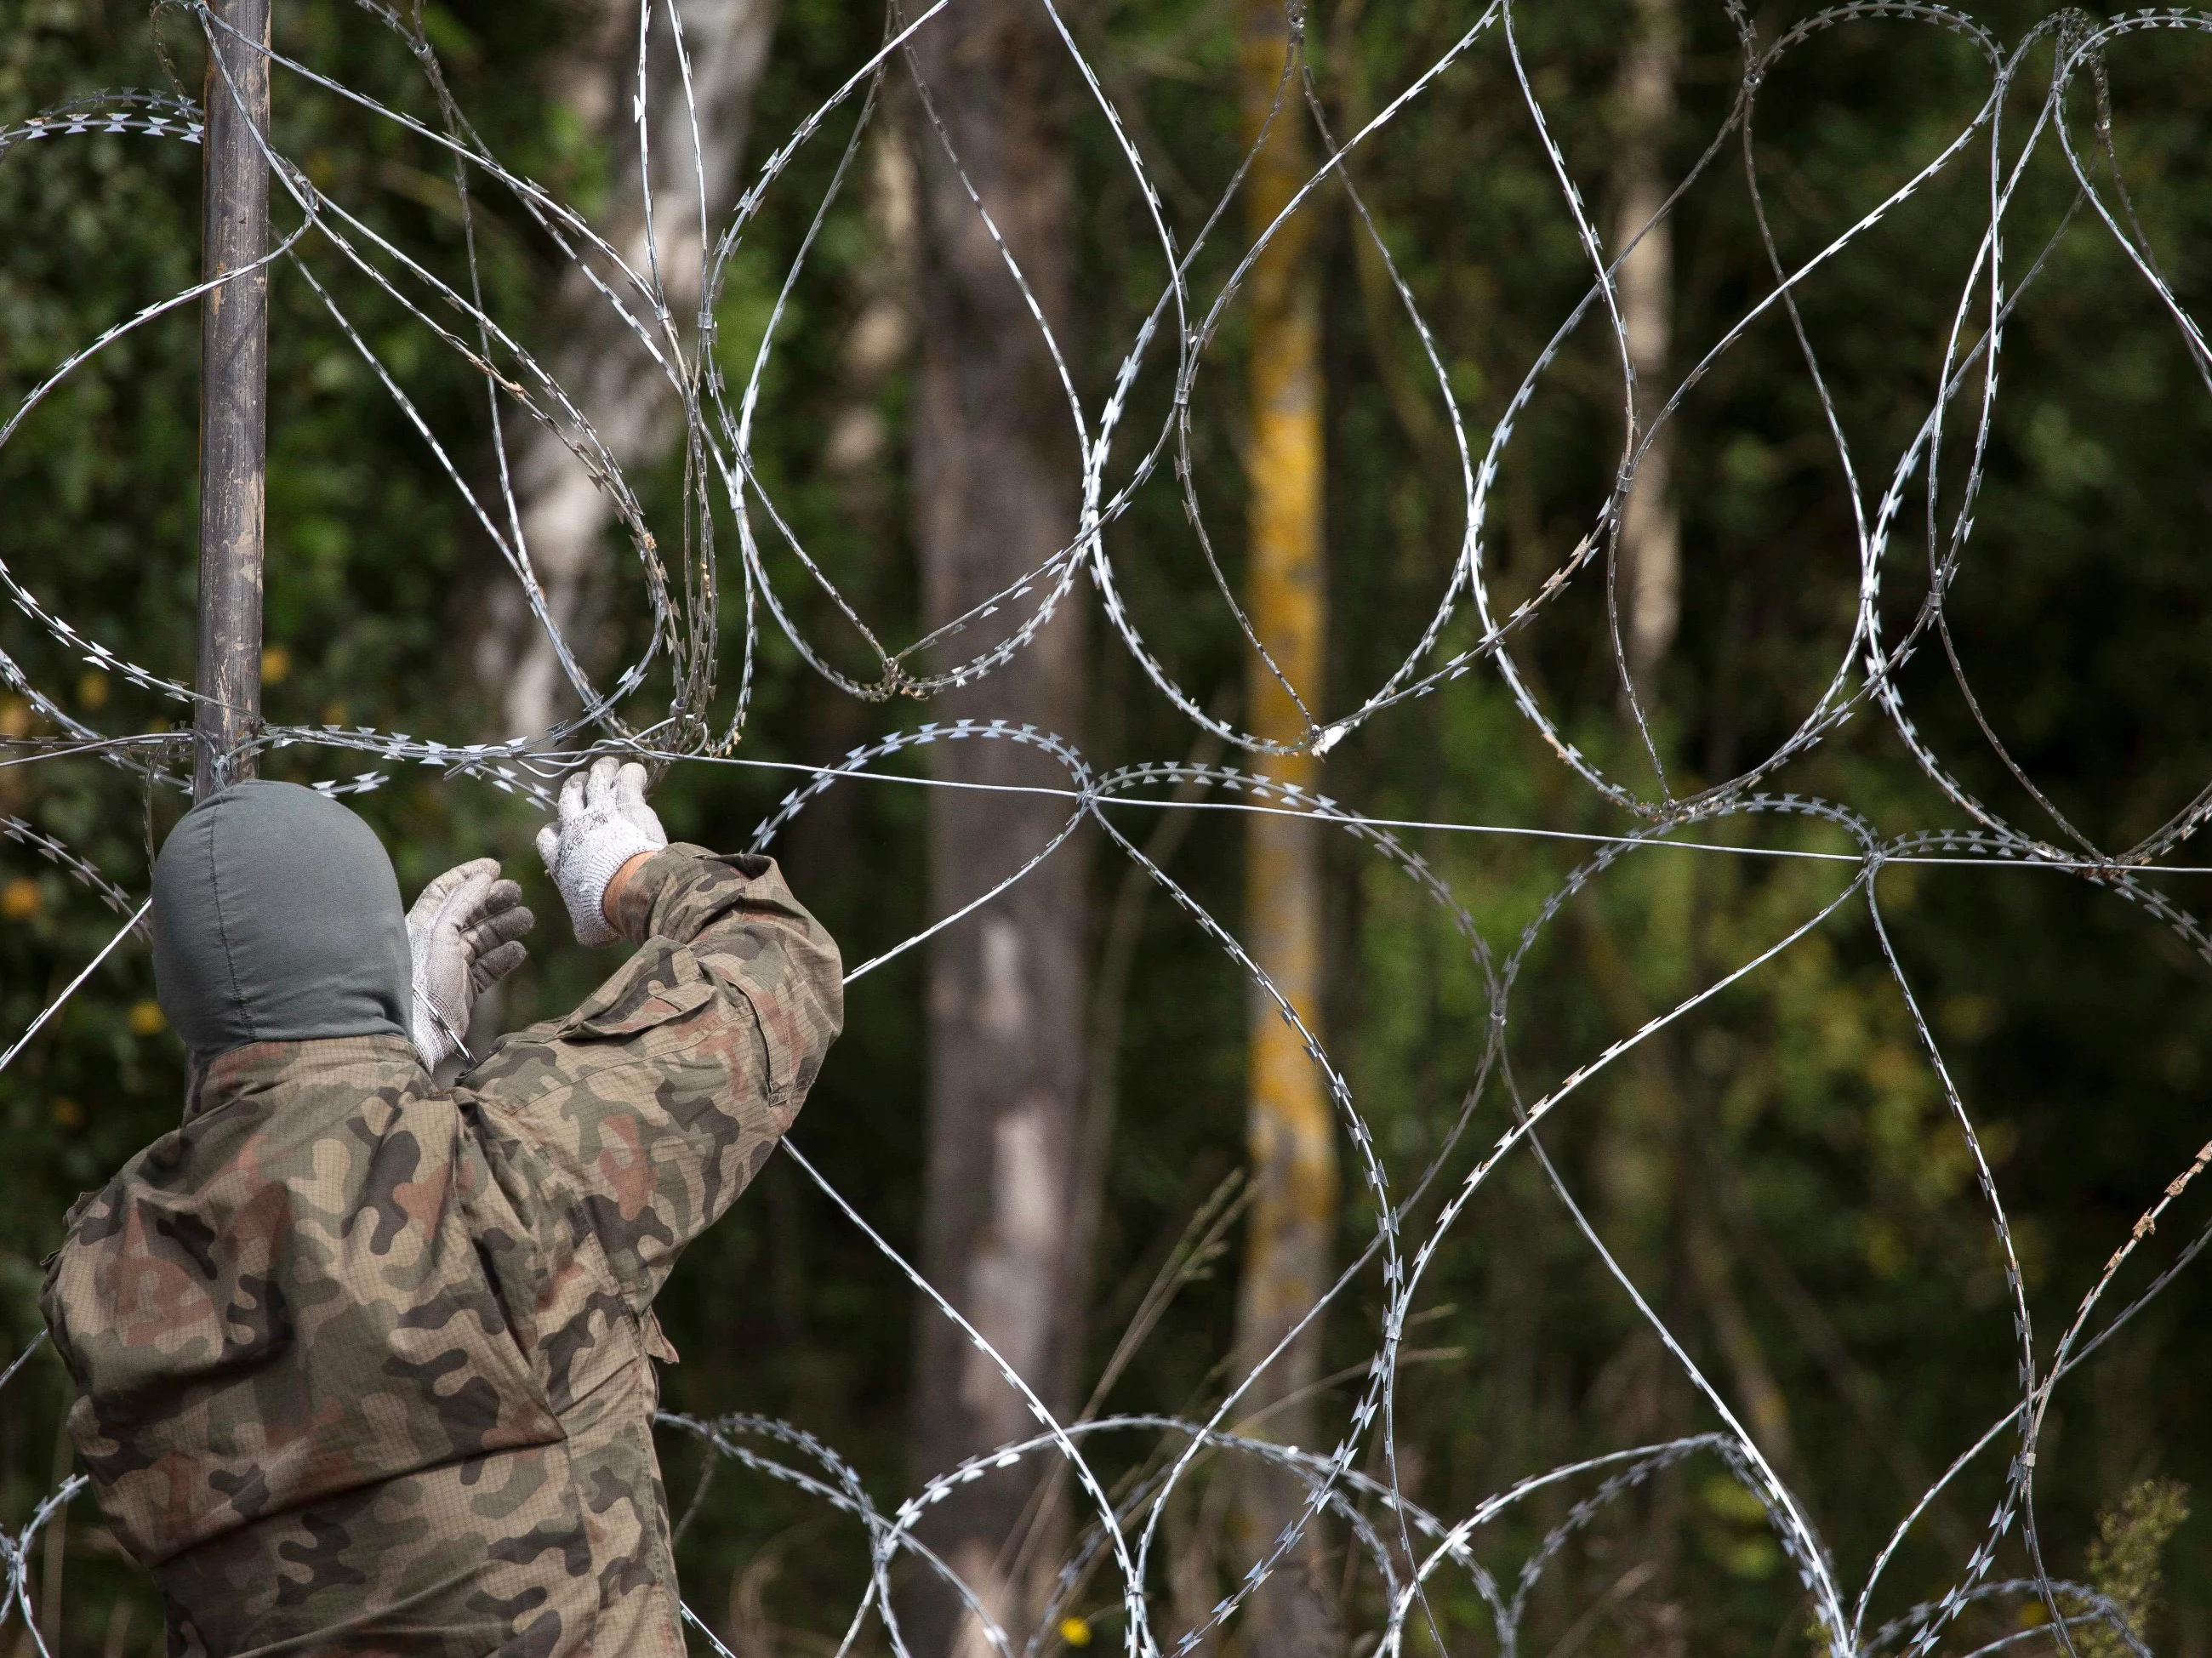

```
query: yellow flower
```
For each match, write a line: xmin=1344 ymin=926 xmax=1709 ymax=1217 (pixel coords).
xmin=129 ymin=1000 xmax=168 ymax=1037
xmin=261 ymin=645 xmax=292 ymax=685
xmin=1058 ymin=1618 xmax=1092 ymax=1648
xmin=2 ymin=877 xmax=39 ymax=920
xmin=51 ymin=1097 xmax=83 ymax=1130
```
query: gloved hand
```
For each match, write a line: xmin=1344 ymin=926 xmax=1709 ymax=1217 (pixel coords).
xmin=407 ymin=857 xmax=534 ymax=1069
xmin=536 ymin=755 xmax=667 ymax=949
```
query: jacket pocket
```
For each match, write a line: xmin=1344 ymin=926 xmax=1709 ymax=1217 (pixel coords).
xmin=558 ymin=942 xmax=716 ymax=1040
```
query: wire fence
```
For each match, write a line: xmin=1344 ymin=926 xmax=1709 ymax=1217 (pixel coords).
xmin=6 ymin=2 xmax=2212 ymax=1653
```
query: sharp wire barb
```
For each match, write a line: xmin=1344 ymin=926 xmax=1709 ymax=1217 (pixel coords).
xmin=6 ymin=3 xmax=2212 ymax=1653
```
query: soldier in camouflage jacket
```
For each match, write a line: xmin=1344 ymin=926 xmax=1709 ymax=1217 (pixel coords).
xmin=43 ymin=765 xmax=843 ymax=1655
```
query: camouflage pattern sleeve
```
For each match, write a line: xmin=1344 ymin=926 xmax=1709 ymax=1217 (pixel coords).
xmin=455 ymin=846 xmax=842 ymax=1311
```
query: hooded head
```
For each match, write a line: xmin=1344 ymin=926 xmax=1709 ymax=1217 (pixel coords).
xmin=151 ymin=780 xmax=412 ymax=1065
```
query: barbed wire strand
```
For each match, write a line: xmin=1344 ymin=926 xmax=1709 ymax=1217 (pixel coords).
xmin=7 ymin=2 xmax=2212 ymax=1654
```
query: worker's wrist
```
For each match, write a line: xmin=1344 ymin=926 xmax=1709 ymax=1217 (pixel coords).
xmin=601 ymin=850 xmax=657 ymax=935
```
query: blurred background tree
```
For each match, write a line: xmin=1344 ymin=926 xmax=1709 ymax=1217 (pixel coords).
xmin=5 ymin=1 xmax=2212 ymax=1653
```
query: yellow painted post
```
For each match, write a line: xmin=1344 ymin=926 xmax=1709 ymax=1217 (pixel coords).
xmin=1229 ymin=0 xmax=1337 ymax=1644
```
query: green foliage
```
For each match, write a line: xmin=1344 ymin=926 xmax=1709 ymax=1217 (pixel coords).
xmin=8 ymin=1 xmax=2212 ymax=1652
xmin=2082 ymin=1479 xmax=2192 ymax=1658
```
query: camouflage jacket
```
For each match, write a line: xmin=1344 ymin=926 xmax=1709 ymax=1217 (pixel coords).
xmin=41 ymin=846 xmax=842 ymax=1658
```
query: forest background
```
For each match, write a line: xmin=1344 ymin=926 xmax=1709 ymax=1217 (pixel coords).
xmin=4 ymin=0 xmax=2212 ymax=1654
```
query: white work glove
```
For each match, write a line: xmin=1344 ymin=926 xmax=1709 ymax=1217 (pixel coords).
xmin=407 ymin=857 xmax=534 ymax=1070
xmin=535 ymin=755 xmax=667 ymax=949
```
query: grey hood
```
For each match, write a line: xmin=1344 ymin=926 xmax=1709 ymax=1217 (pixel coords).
xmin=151 ymin=780 xmax=412 ymax=1065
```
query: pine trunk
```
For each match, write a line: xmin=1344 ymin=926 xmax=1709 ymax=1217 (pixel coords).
xmin=1228 ymin=3 xmax=1337 ymax=1651
xmin=901 ymin=7 xmax=1092 ymax=1654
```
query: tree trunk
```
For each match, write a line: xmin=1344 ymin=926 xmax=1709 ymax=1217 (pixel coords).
xmin=900 ymin=8 xmax=1092 ymax=1655
xmin=1228 ymin=4 xmax=1337 ymax=1653
xmin=778 ymin=130 xmax=919 ymax=906
xmin=1593 ymin=6 xmax=1689 ymax=1627
xmin=1613 ymin=0 xmax=1680 ymax=704
xmin=471 ymin=0 xmax=779 ymax=740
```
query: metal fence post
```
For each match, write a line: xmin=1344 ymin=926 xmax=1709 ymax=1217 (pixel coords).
xmin=193 ymin=0 xmax=272 ymax=800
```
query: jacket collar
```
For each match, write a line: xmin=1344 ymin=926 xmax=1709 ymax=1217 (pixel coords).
xmin=185 ymin=1033 xmax=425 ymax=1124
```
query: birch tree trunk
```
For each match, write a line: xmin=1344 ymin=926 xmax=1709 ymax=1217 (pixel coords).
xmin=471 ymin=0 xmax=779 ymax=739
xmin=1614 ymin=0 xmax=1681 ymax=703
xmin=899 ymin=7 xmax=1092 ymax=1655
xmin=1227 ymin=3 xmax=1337 ymax=1651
